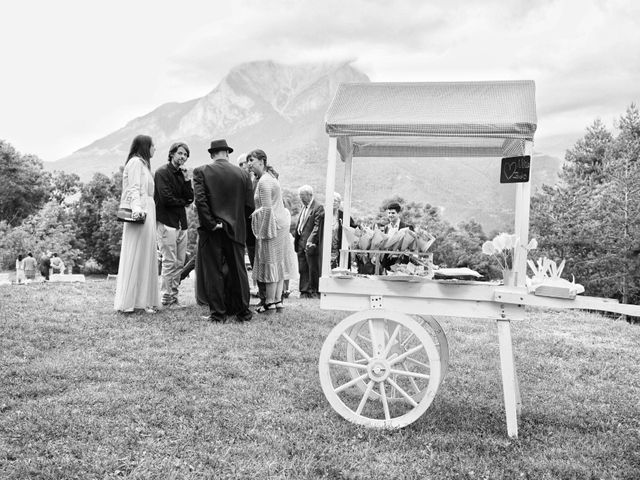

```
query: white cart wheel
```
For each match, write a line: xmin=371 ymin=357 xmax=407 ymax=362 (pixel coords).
xmin=319 ymin=310 xmax=442 ymax=428
xmin=417 ymin=315 xmax=450 ymax=382
xmin=344 ymin=314 xmax=449 ymax=402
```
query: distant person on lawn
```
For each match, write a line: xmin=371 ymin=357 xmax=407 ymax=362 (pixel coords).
xmin=50 ymin=253 xmax=65 ymax=274
xmin=154 ymin=142 xmax=194 ymax=308
xmin=39 ymin=251 xmax=51 ymax=281
xmin=193 ymin=139 xmax=255 ymax=323
xmin=15 ymin=254 xmax=25 ymax=284
xmin=23 ymin=252 xmax=37 ymax=281
xmin=114 ymin=134 xmax=161 ymax=314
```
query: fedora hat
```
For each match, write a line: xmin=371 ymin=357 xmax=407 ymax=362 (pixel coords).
xmin=207 ymin=139 xmax=234 ymax=154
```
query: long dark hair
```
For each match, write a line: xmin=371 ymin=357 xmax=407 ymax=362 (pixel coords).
xmin=248 ymin=148 xmax=278 ymax=178
xmin=126 ymin=135 xmax=154 ymax=168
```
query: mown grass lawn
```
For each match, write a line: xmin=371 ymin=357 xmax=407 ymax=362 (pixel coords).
xmin=1 ymin=278 xmax=639 ymax=479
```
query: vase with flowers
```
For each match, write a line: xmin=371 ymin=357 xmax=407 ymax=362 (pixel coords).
xmin=481 ymin=233 xmax=537 ymax=286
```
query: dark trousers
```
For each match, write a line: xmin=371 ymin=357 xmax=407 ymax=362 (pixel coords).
xmin=196 ymin=229 xmax=250 ymax=316
xmin=298 ymin=251 xmax=320 ymax=295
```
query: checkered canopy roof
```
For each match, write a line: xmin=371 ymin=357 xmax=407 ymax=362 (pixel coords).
xmin=324 ymin=80 xmax=537 ymax=160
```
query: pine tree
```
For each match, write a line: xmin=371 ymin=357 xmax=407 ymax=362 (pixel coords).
xmin=591 ymin=104 xmax=640 ymax=304
xmin=530 ymin=119 xmax=614 ymax=292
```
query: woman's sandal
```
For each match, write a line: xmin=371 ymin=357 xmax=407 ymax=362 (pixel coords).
xmin=256 ymin=302 xmax=277 ymax=314
xmin=274 ymin=301 xmax=284 ymax=312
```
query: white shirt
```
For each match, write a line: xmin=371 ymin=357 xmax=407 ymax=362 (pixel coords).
xmin=387 ymin=221 xmax=400 ymax=235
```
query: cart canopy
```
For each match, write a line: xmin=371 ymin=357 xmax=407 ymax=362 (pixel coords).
xmin=324 ymin=80 xmax=536 ymax=160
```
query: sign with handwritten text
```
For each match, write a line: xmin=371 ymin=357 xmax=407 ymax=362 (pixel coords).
xmin=500 ymin=155 xmax=531 ymax=183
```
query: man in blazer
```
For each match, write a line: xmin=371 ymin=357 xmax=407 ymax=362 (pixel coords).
xmin=383 ymin=202 xmax=413 ymax=235
xmin=381 ymin=201 xmax=414 ymax=271
xmin=294 ymin=185 xmax=324 ymax=298
xmin=193 ymin=139 xmax=255 ymax=322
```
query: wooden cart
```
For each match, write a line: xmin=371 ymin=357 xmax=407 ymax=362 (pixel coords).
xmin=317 ymin=81 xmax=640 ymax=438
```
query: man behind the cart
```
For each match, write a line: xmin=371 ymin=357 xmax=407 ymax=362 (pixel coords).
xmin=380 ymin=201 xmax=414 ymax=271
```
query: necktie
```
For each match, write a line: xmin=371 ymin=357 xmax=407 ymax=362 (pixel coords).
xmin=298 ymin=206 xmax=308 ymax=234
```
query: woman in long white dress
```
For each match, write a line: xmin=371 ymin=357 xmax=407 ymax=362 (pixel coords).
xmin=114 ymin=135 xmax=160 ymax=313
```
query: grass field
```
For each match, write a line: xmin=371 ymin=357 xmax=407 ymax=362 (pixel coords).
xmin=1 ymin=278 xmax=639 ymax=479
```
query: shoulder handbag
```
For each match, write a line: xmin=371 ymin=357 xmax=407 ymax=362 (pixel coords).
xmin=116 ymin=207 xmax=146 ymax=224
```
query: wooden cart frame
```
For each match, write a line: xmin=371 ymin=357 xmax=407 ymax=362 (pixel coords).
xmin=316 ymin=81 xmax=640 ymax=438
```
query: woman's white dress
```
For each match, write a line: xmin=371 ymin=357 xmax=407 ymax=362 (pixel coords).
xmin=114 ymin=157 xmax=160 ymax=311
xmin=251 ymin=172 xmax=297 ymax=283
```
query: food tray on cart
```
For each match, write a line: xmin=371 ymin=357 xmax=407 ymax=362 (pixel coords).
xmin=379 ymin=274 xmax=427 ymax=282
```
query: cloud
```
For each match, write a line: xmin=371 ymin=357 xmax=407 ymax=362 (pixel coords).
xmin=1 ymin=0 xmax=638 ymax=161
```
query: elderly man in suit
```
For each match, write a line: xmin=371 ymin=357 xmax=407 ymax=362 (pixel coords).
xmin=294 ymin=185 xmax=324 ymax=298
xmin=193 ymin=139 xmax=255 ymax=322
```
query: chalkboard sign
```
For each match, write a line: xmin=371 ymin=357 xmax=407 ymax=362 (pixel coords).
xmin=500 ymin=155 xmax=531 ymax=183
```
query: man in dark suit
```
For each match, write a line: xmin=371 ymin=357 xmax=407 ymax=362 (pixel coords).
xmin=383 ymin=202 xmax=413 ymax=234
xmin=294 ymin=185 xmax=324 ymax=298
xmin=381 ymin=201 xmax=414 ymax=271
xmin=193 ymin=139 xmax=255 ymax=322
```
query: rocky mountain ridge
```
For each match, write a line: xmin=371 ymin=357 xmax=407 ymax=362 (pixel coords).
xmin=46 ymin=60 xmax=561 ymax=231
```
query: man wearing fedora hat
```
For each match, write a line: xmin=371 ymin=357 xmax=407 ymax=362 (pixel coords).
xmin=193 ymin=139 xmax=255 ymax=322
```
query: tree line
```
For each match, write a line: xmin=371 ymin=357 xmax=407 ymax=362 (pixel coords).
xmin=1 ymin=104 xmax=638 ymax=310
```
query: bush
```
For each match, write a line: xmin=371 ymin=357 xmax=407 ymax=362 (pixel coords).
xmin=82 ymin=257 xmax=104 ymax=275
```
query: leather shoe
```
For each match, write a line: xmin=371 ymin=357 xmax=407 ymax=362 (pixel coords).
xmin=201 ymin=313 xmax=226 ymax=323
xmin=236 ymin=310 xmax=253 ymax=322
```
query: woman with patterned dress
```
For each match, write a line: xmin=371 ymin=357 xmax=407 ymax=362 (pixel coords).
xmin=114 ymin=135 xmax=161 ymax=313
xmin=247 ymin=149 xmax=295 ymax=313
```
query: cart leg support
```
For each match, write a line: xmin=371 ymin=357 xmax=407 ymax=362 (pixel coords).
xmin=496 ymin=319 xmax=520 ymax=438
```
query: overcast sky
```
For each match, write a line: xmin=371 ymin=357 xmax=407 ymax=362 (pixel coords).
xmin=1 ymin=0 xmax=638 ymax=162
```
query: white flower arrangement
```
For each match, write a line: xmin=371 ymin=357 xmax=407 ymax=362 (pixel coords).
xmin=481 ymin=233 xmax=538 ymax=271
xmin=526 ymin=257 xmax=585 ymax=295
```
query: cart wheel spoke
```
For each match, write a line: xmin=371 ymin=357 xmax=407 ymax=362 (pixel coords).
xmin=335 ymin=373 xmax=369 ymax=394
xmin=400 ymin=331 xmax=416 ymax=348
xmin=341 ymin=332 xmax=371 ymax=361
xmin=328 ymin=358 xmax=369 ymax=370
xmin=404 ymin=356 xmax=429 ymax=369
xmin=356 ymin=381 xmax=375 ymax=415
xmin=389 ymin=344 xmax=425 ymax=365
xmin=382 ymin=324 xmax=402 ymax=358
xmin=387 ymin=377 xmax=418 ymax=407
xmin=355 ymin=333 xmax=370 ymax=343
xmin=379 ymin=382 xmax=391 ymax=421
xmin=401 ymin=360 xmax=423 ymax=394
xmin=389 ymin=368 xmax=430 ymax=381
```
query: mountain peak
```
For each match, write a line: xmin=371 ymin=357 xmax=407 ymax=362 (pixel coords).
xmin=218 ymin=60 xmax=368 ymax=118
